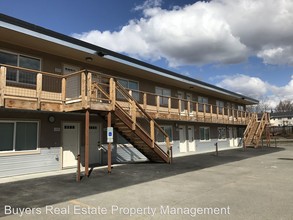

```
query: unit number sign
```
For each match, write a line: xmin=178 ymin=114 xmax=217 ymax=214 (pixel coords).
xmin=107 ymin=127 xmax=114 ymax=143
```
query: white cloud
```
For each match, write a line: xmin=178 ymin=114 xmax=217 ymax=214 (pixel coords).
xmin=216 ymin=74 xmax=268 ymax=98
xmin=73 ymin=0 xmax=293 ymax=67
xmin=216 ymin=74 xmax=293 ymax=109
xmin=133 ymin=0 xmax=163 ymax=12
xmin=257 ymin=46 xmax=293 ymax=65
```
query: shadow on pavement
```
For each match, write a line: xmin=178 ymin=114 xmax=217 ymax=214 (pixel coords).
xmin=0 ymin=146 xmax=284 ymax=217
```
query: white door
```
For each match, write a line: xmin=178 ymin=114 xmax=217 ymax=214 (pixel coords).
xmin=63 ymin=64 xmax=80 ymax=99
xmin=233 ymin=127 xmax=238 ymax=146
xmin=179 ymin=125 xmax=187 ymax=152
xmin=89 ymin=123 xmax=102 ymax=165
xmin=229 ymin=127 xmax=234 ymax=147
xmin=62 ymin=122 xmax=80 ymax=168
xmin=178 ymin=91 xmax=185 ymax=114
xmin=188 ymin=125 xmax=196 ymax=151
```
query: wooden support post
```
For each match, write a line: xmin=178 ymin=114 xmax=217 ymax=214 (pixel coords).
xmin=81 ymin=72 xmax=86 ymax=107
xmin=196 ymin=103 xmax=199 ymax=119
xmin=107 ymin=112 xmax=112 ymax=173
xmin=166 ymin=137 xmax=171 ymax=163
xmin=85 ymin=110 xmax=90 ymax=177
xmin=143 ymin=93 xmax=147 ymax=109
xmin=61 ymin=78 xmax=66 ymax=111
xmin=178 ymin=99 xmax=181 ymax=115
xmin=187 ymin=101 xmax=190 ymax=119
xmin=131 ymin=100 xmax=136 ymax=130
xmin=210 ymin=105 xmax=213 ymax=122
xmin=156 ymin=95 xmax=160 ymax=113
xmin=0 ymin=66 xmax=7 ymax=107
xmin=87 ymin=72 xmax=92 ymax=106
xmin=150 ymin=120 xmax=155 ymax=148
xmin=168 ymin=97 xmax=171 ymax=115
xmin=112 ymin=80 xmax=116 ymax=109
xmin=203 ymin=104 xmax=206 ymax=119
xmin=76 ymin=154 xmax=81 ymax=182
xmin=61 ymin=77 xmax=66 ymax=100
xmin=36 ymin=73 xmax=42 ymax=109
xmin=109 ymin=78 xmax=116 ymax=109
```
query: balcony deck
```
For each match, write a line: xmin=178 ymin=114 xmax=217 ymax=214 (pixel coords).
xmin=0 ymin=65 xmax=252 ymax=125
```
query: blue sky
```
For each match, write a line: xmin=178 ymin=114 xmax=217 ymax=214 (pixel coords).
xmin=1 ymin=0 xmax=293 ymax=109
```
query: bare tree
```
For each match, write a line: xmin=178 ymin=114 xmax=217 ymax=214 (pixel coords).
xmin=246 ymin=96 xmax=270 ymax=113
xmin=275 ymin=100 xmax=293 ymax=112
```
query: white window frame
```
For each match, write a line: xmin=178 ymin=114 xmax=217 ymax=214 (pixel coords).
xmin=117 ymin=78 xmax=140 ymax=101
xmin=199 ymin=126 xmax=211 ymax=142
xmin=156 ymin=125 xmax=173 ymax=143
xmin=155 ymin=87 xmax=171 ymax=106
xmin=218 ymin=127 xmax=227 ymax=141
xmin=216 ymin=100 xmax=225 ymax=114
xmin=0 ymin=50 xmax=41 ymax=85
xmin=238 ymin=105 xmax=244 ymax=111
xmin=198 ymin=96 xmax=209 ymax=112
xmin=0 ymin=120 xmax=39 ymax=155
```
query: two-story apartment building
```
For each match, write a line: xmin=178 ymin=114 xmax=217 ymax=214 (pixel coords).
xmin=0 ymin=14 xmax=258 ymax=178
xmin=270 ymin=111 xmax=293 ymax=127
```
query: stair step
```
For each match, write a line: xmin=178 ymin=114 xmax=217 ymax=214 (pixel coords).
xmin=116 ymin=125 xmax=133 ymax=130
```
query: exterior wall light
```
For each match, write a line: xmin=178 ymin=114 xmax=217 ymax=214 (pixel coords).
xmin=85 ymin=57 xmax=93 ymax=62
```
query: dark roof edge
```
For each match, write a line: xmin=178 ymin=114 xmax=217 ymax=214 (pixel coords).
xmin=0 ymin=13 xmax=259 ymax=104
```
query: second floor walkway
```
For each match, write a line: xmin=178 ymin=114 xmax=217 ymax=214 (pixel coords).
xmin=0 ymin=65 xmax=254 ymax=125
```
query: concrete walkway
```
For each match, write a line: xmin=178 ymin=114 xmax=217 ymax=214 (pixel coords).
xmin=0 ymin=144 xmax=292 ymax=220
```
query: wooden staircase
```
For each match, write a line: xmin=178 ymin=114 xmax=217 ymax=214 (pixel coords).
xmin=244 ymin=112 xmax=270 ymax=148
xmin=93 ymin=78 xmax=171 ymax=163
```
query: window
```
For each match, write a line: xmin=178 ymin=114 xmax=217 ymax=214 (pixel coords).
xmin=156 ymin=125 xmax=173 ymax=143
xmin=198 ymin=96 xmax=210 ymax=112
xmin=117 ymin=79 xmax=139 ymax=101
xmin=218 ymin=127 xmax=227 ymax=140
xmin=0 ymin=121 xmax=38 ymax=152
xmin=155 ymin=87 xmax=171 ymax=106
xmin=238 ymin=105 xmax=244 ymax=111
xmin=199 ymin=127 xmax=210 ymax=141
xmin=216 ymin=100 xmax=224 ymax=114
xmin=0 ymin=51 xmax=41 ymax=85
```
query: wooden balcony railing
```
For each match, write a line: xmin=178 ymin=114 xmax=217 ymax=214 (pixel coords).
xmin=0 ymin=65 xmax=254 ymax=125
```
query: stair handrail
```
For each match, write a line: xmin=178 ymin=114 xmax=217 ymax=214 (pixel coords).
xmin=244 ymin=113 xmax=257 ymax=138
xmin=253 ymin=112 xmax=268 ymax=146
xmin=114 ymin=80 xmax=171 ymax=150
xmin=91 ymin=82 xmax=111 ymax=99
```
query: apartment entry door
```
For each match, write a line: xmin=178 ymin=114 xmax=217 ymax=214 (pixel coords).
xmin=89 ymin=123 xmax=102 ymax=165
xmin=179 ymin=125 xmax=187 ymax=152
xmin=63 ymin=64 xmax=80 ymax=99
xmin=188 ymin=125 xmax=196 ymax=151
xmin=229 ymin=127 xmax=237 ymax=147
xmin=62 ymin=122 xmax=80 ymax=168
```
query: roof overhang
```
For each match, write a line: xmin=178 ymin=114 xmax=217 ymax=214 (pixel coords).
xmin=0 ymin=14 xmax=258 ymax=105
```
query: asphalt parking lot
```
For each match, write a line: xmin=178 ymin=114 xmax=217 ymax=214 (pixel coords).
xmin=0 ymin=144 xmax=292 ymax=220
